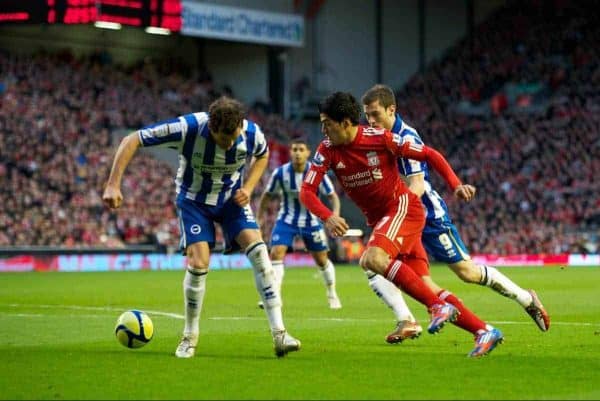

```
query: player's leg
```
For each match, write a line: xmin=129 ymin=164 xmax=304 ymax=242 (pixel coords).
xmin=424 ymin=219 xmax=549 ymax=331
xmin=410 ymin=247 xmax=489 ymax=337
xmin=270 ymin=246 xmax=287 ymax=292
xmin=408 ymin=244 xmax=504 ymax=356
xmin=174 ymin=200 xmax=215 ymax=358
xmin=223 ymin=203 xmax=300 ymax=357
xmin=363 ymin=270 xmax=419 ymax=343
xmin=361 ymin=196 xmax=456 ymax=335
xmin=360 ymin=245 xmax=456 ymax=335
xmin=256 ymin=244 xmax=286 ymax=309
xmin=237 ymin=228 xmax=301 ymax=357
xmin=269 ymin=221 xmax=296 ymax=296
xmin=311 ymin=250 xmax=342 ymax=309
xmin=451 ymin=259 xmax=549 ymax=331
xmin=305 ymin=226 xmax=341 ymax=309
xmin=360 ymin=196 xmax=419 ymax=340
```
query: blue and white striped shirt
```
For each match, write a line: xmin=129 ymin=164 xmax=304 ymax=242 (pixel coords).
xmin=266 ymin=161 xmax=334 ymax=228
xmin=391 ymin=114 xmax=449 ymax=221
xmin=138 ymin=112 xmax=268 ymax=207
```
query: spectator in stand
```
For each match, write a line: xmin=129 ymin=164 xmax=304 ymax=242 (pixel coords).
xmin=0 ymin=0 xmax=598 ymax=255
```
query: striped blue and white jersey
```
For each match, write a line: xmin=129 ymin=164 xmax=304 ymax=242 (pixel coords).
xmin=265 ymin=161 xmax=334 ymax=227
xmin=137 ymin=112 xmax=268 ymax=207
xmin=391 ymin=114 xmax=450 ymax=221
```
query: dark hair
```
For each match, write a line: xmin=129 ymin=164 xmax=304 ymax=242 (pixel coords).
xmin=208 ymin=96 xmax=245 ymax=135
xmin=290 ymin=137 xmax=309 ymax=148
xmin=318 ymin=92 xmax=361 ymax=125
xmin=361 ymin=84 xmax=396 ymax=108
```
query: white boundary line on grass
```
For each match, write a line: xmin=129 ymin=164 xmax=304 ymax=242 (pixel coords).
xmin=2 ymin=303 xmax=599 ymax=327
xmin=4 ymin=303 xmax=184 ymax=319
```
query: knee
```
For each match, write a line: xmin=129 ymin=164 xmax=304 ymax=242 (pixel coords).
xmin=188 ymin=257 xmax=209 ymax=271
xmin=359 ymin=248 xmax=388 ymax=274
xmin=313 ymin=252 xmax=329 ymax=268
xmin=270 ymin=246 xmax=287 ymax=262
xmin=186 ymin=246 xmax=210 ymax=271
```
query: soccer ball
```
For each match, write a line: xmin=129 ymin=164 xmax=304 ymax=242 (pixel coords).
xmin=115 ymin=310 xmax=154 ymax=349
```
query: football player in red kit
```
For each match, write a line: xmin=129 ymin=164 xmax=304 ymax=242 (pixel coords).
xmin=300 ymin=92 xmax=503 ymax=357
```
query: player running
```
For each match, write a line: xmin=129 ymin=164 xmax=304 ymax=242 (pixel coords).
xmin=360 ymin=84 xmax=549 ymax=344
xmin=300 ymin=92 xmax=503 ymax=357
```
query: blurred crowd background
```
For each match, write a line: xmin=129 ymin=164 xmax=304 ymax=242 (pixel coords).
xmin=0 ymin=0 xmax=598 ymax=260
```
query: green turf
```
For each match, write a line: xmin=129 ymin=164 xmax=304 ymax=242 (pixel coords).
xmin=1 ymin=265 xmax=599 ymax=400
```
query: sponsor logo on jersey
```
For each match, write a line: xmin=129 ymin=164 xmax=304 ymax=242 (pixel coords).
xmin=335 ymin=161 xmax=346 ymax=169
xmin=192 ymin=164 xmax=241 ymax=174
xmin=340 ymin=170 xmax=374 ymax=188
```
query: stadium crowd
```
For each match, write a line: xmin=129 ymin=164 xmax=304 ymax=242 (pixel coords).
xmin=0 ymin=50 xmax=299 ymax=249
xmin=0 ymin=1 xmax=597 ymax=255
xmin=390 ymin=0 xmax=599 ymax=255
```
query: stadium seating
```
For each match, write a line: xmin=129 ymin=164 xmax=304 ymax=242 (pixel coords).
xmin=0 ymin=0 xmax=597 ymax=255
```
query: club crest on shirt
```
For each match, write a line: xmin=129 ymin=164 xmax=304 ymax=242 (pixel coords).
xmin=366 ymin=151 xmax=380 ymax=166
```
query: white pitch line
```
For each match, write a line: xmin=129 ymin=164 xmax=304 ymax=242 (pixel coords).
xmin=4 ymin=303 xmax=185 ymax=320
xmin=2 ymin=304 xmax=599 ymax=327
xmin=0 ymin=312 xmax=108 ymax=318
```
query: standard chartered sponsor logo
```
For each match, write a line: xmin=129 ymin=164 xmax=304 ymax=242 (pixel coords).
xmin=340 ymin=170 xmax=374 ymax=188
xmin=341 ymin=171 xmax=371 ymax=181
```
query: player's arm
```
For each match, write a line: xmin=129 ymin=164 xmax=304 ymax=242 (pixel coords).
xmin=256 ymin=192 xmax=275 ymax=228
xmin=396 ymin=134 xmax=426 ymax=197
xmin=327 ymin=192 xmax=341 ymax=216
xmin=388 ymin=132 xmax=475 ymax=201
xmin=408 ymin=144 xmax=475 ymax=201
xmin=320 ymin=174 xmax=341 ymax=215
xmin=103 ymin=132 xmax=141 ymax=210
xmin=234 ymin=123 xmax=271 ymax=207
xmin=256 ymin=168 xmax=280 ymax=228
xmin=234 ymin=150 xmax=269 ymax=207
xmin=103 ymin=115 xmax=186 ymax=210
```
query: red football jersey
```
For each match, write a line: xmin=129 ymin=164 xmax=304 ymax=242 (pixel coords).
xmin=301 ymin=125 xmax=461 ymax=226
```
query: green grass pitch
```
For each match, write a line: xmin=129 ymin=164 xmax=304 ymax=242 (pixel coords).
xmin=1 ymin=264 xmax=599 ymax=400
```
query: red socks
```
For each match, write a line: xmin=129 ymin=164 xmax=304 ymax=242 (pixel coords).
xmin=384 ymin=260 xmax=441 ymax=309
xmin=384 ymin=259 xmax=489 ymax=336
xmin=438 ymin=290 xmax=487 ymax=335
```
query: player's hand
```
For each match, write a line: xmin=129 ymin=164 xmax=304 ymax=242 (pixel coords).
xmin=102 ymin=185 xmax=123 ymax=210
xmin=325 ymin=215 xmax=349 ymax=237
xmin=233 ymin=188 xmax=250 ymax=207
xmin=454 ymin=184 xmax=476 ymax=202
